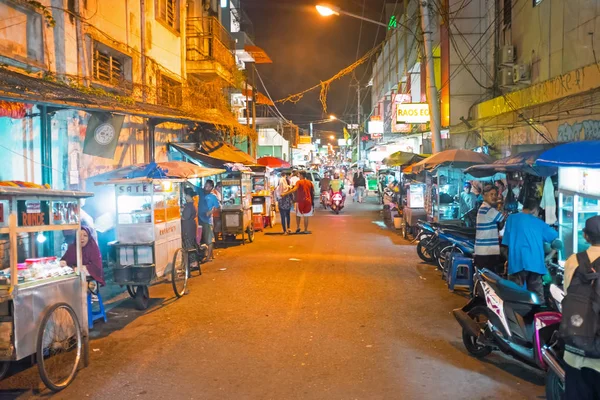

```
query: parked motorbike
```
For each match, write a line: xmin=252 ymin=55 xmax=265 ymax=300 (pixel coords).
xmin=320 ymin=191 xmax=331 ymax=209
xmin=435 ymin=226 xmax=476 ymax=273
xmin=330 ymin=191 xmax=345 ymax=214
xmin=453 ymin=253 xmax=565 ymax=400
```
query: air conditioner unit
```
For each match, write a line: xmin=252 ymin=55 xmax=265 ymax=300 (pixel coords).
xmin=499 ymin=67 xmax=514 ymax=87
xmin=500 ymin=45 xmax=515 ymax=66
xmin=513 ymin=63 xmax=531 ymax=83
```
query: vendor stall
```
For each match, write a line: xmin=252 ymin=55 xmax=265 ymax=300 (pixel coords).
xmin=0 ymin=186 xmax=92 ymax=391
xmin=538 ymin=141 xmax=600 ymax=260
xmin=220 ymin=170 xmax=255 ymax=243
xmin=412 ymin=150 xmax=492 ymax=223
xmin=251 ymin=169 xmax=276 ymax=228
xmin=100 ymin=162 xmax=224 ymax=310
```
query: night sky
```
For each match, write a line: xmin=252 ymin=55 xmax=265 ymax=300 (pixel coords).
xmin=244 ymin=0 xmax=391 ymax=133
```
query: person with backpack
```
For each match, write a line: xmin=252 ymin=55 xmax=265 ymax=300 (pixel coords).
xmin=562 ymin=215 xmax=600 ymax=399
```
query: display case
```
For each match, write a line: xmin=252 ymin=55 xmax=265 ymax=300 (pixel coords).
xmin=407 ymin=183 xmax=425 ymax=208
xmin=111 ymin=180 xmax=181 ymax=283
xmin=428 ymin=167 xmax=463 ymax=222
xmin=0 ymin=187 xmax=90 ymax=372
xmin=219 ymin=172 xmax=255 ymax=242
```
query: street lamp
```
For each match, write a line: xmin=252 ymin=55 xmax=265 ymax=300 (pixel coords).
xmin=329 ymin=135 xmax=335 ymax=140
xmin=328 ymin=114 xmax=350 ymax=126
xmin=315 ymin=3 xmax=388 ymax=28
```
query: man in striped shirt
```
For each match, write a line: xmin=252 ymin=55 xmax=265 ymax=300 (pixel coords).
xmin=474 ymin=186 xmax=506 ymax=274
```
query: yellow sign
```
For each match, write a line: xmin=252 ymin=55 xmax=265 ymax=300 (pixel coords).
xmin=298 ymin=136 xmax=312 ymax=145
xmin=476 ymin=63 xmax=600 ymax=119
xmin=397 ymin=103 xmax=430 ymax=124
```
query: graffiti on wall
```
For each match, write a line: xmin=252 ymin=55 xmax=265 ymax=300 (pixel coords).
xmin=557 ymin=120 xmax=600 ymax=142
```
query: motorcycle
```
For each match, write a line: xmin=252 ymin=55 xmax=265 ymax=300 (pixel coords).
xmin=330 ymin=191 xmax=345 ymax=214
xmin=320 ymin=190 xmax=331 ymax=209
xmin=435 ymin=225 xmax=476 ymax=274
xmin=453 ymin=250 xmax=565 ymax=400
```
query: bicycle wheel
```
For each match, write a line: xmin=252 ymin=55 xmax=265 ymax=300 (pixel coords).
xmin=37 ymin=303 xmax=82 ymax=392
xmin=171 ymin=248 xmax=188 ymax=298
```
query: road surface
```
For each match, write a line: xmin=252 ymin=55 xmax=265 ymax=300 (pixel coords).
xmin=0 ymin=198 xmax=545 ymax=399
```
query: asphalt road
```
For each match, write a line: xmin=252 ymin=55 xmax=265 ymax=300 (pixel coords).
xmin=0 ymin=198 xmax=545 ymax=399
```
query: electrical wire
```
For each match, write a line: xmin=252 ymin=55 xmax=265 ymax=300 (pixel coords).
xmin=254 ymin=65 xmax=291 ymax=124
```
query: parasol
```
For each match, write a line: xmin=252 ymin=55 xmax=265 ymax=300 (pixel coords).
xmin=411 ymin=149 xmax=493 ymax=174
xmin=257 ymin=156 xmax=291 ymax=168
xmin=537 ymin=141 xmax=600 ymax=168
xmin=382 ymin=151 xmax=428 ymax=167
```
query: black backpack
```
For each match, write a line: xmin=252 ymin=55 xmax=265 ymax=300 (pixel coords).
xmin=559 ymin=251 xmax=600 ymax=358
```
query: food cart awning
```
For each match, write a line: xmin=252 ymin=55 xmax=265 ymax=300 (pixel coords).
xmin=0 ymin=68 xmax=240 ymax=126
xmin=537 ymin=141 xmax=600 ymax=168
xmin=0 ymin=187 xmax=93 ymax=198
xmin=464 ymin=149 xmax=557 ymax=178
xmin=382 ymin=151 xmax=428 ymax=167
xmin=95 ymin=161 xmax=225 ymax=184
xmin=411 ymin=150 xmax=493 ymax=174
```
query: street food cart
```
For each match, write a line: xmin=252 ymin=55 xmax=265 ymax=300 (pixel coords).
xmin=100 ymin=162 xmax=224 ymax=310
xmin=537 ymin=142 xmax=600 ymax=260
xmin=220 ymin=171 xmax=255 ymax=243
xmin=0 ymin=186 xmax=91 ymax=391
xmin=251 ymin=169 xmax=276 ymax=228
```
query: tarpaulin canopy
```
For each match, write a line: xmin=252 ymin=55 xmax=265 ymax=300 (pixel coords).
xmin=537 ymin=141 xmax=600 ymax=168
xmin=464 ymin=149 xmax=557 ymax=178
xmin=96 ymin=161 xmax=224 ymax=183
xmin=257 ymin=156 xmax=290 ymax=168
xmin=170 ymin=142 xmax=257 ymax=167
xmin=411 ymin=149 xmax=493 ymax=174
xmin=382 ymin=151 xmax=428 ymax=167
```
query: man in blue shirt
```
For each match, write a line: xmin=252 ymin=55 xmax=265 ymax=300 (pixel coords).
xmin=197 ymin=179 xmax=221 ymax=261
xmin=501 ymin=198 xmax=558 ymax=302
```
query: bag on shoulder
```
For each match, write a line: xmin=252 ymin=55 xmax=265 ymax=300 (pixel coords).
xmin=559 ymin=251 xmax=600 ymax=358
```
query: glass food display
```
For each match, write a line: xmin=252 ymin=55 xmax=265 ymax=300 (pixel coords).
xmin=221 ymin=176 xmax=252 ymax=210
xmin=429 ymin=168 xmax=463 ymax=222
xmin=558 ymin=192 xmax=600 ymax=260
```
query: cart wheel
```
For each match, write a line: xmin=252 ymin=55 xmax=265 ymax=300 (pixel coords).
xmin=246 ymin=226 xmax=255 ymax=243
xmin=0 ymin=361 xmax=9 ymax=381
xmin=171 ymin=248 xmax=188 ymax=298
xmin=133 ymin=285 xmax=150 ymax=310
xmin=126 ymin=285 xmax=136 ymax=298
xmin=36 ymin=303 xmax=82 ymax=392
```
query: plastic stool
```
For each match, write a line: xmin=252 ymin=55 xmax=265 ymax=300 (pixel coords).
xmin=88 ymin=289 xmax=108 ymax=329
xmin=448 ymin=254 xmax=474 ymax=292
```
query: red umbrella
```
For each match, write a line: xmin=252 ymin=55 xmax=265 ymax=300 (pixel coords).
xmin=257 ymin=156 xmax=291 ymax=168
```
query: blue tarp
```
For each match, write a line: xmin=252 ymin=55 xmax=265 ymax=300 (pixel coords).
xmin=464 ymin=149 xmax=557 ymax=178
xmin=537 ymin=141 xmax=600 ymax=168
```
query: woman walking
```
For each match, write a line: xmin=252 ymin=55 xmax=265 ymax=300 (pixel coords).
xmin=276 ymin=172 xmax=293 ymax=234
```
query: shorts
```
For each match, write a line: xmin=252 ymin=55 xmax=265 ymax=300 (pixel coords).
xmin=296 ymin=206 xmax=314 ymax=217
xmin=200 ymin=222 xmax=215 ymax=244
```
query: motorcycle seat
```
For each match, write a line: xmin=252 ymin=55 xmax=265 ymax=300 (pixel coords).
xmin=441 ymin=228 xmax=476 ymax=238
xmin=480 ymin=269 xmax=542 ymax=305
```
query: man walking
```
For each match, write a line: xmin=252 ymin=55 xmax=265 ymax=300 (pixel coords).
xmin=197 ymin=179 xmax=221 ymax=260
xmin=501 ymin=198 xmax=558 ymax=301
xmin=474 ymin=186 xmax=505 ymax=274
xmin=284 ymin=171 xmax=314 ymax=234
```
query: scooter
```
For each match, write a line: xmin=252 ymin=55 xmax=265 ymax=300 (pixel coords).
xmin=453 ymin=250 xmax=565 ymax=400
xmin=330 ymin=191 xmax=345 ymax=214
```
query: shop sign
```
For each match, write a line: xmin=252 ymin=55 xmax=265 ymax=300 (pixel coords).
xmin=397 ymin=103 xmax=430 ymax=124
xmin=368 ymin=120 xmax=384 ymax=134
xmin=117 ymin=184 xmax=151 ymax=194
xmin=298 ymin=136 xmax=312 ymax=145
xmin=559 ymin=167 xmax=600 ymax=197
xmin=17 ymin=200 xmax=49 ymax=227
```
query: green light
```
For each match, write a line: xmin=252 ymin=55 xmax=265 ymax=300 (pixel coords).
xmin=388 ymin=15 xmax=397 ymax=30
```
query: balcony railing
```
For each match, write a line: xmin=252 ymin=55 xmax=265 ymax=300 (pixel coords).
xmin=187 ymin=16 xmax=236 ymax=72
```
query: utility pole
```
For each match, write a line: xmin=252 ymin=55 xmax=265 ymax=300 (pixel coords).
xmin=356 ymin=85 xmax=361 ymax=162
xmin=419 ymin=0 xmax=443 ymax=153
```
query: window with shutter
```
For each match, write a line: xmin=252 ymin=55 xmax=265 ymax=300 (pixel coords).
xmin=92 ymin=48 xmax=123 ymax=84
xmin=158 ymin=74 xmax=182 ymax=107
xmin=156 ymin=0 xmax=179 ymax=31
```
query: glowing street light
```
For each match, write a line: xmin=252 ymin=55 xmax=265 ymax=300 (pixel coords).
xmin=329 ymin=135 xmax=335 ymax=140
xmin=315 ymin=3 xmax=388 ymax=27
xmin=316 ymin=4 xmax=339 ymax=16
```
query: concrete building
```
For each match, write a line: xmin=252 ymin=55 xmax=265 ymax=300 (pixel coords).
xmin=0 ymin=0 xmax=252 ymax=191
